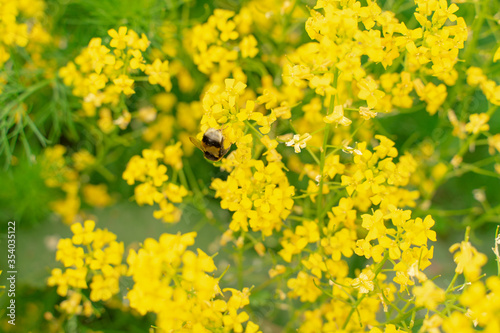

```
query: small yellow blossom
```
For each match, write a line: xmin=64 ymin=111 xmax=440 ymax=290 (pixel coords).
xmin=450 ymin=240 xmax=488 ymax=281
xmin=493 ymin=46 xmax=500 ymax=62
xmin=114 ymin=110 xmax=131 ymax=130
xmin=323 ymin=104 xmax=352 ymax=126
xmin=145 ymin=59 xmax=172 ymax=91
xmin=163 ymin=142 xmax=183 ymax=170
xmin=239 ymin=35 xmax=258 ymax=58
xmin=48 ymin=220 xmax=125 ymax=312
xmin=413 ymin=280 xmax=445 ymax=310
xmin=83 ymin=184 xmax=113 ymax=207
xmin=108 ymin=26 xmax=130 ymax=50
xmin=351 ymin=268 xmax=376 ymax=294
xmin=357 ymin=77 xmax=385 ymax=109
xmin=465 ymin=113 xmax=489 ymax=134
xmin=72 ymin=150 xmax=95 ymax=171
xmin=112 ymin=74 xmax=135 ymax=95
xmin=286 ymin=133 xmax=312 ymax=153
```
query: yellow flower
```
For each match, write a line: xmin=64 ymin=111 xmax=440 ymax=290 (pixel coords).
xmin=122 ymin=155 xmax=148 ymax=185
xmin=301 ymin=253 xmax=327 ymax=279
xmin=72 ymin=149 xmax=95 ymax=171
xmin=112 ymin=74 xmax=135 ymax=95
xmin=50 ymin=194 xmax=81 ymax=225
xmin=164 ymin=183 xmax=188 ymax=203
xmin=413 ymin=280 xmax=445 ymax=310
xmin=126 ymin=231 xmax=254 ymax=331
xmin=163 ymin=142 xmax=183 ymax=170
xmin=134 ymin=182 xmax=160 ymax=206
xmin=59 ymin=291 xmax=83 ymax=315
xmin=239 ymin=35 xmax=258 ymax=58
xmin=56 ymin=238 xmax=85 ymax=268
xmin=321 ymin=228 xmax=356 ymax=261
xmin=47 ymin=268 xmax=69 ymax=296
xmin=97 ymin=108 xmax=115 ymax=133
xmin=269 ymin=265 xmax=286 ymax=278
xmin=138 ymin=106 xmax=157 ymax=123
xmin=357 ymin=77 xmax=385 ymax=109
xmin=324 ymin=154 xmax=345 ymax=179
xmin=49 ymin=220 xmax=125 ymax=308
xmin=359 ymin=106 xmax=377 ymax=120
xmin=414 ymin=80 xmax=447 ymax=115
xmin=89 ymin=274 xmax=119 ymax=302
xmin=145 ymin=59 xmax=172 ymax=91
xmin=449 ymin=241 xmax=488 ymax=281
xmin=71 ymin=220 xmax=95 ymax=245
xmin=419 ymin=314 xmax=443 ymax=333
xmin=83 ymin=184 xmax=113 ymax=207
xmin=153 ymin=199 xmax=181 ymax=223
xmin=465 ymin=113 xmax=490 ymax=134
xmin=108 ymin=26 xmax=130 ymax=50
xmin=442 ymin=312 xmax=474 ymax=333
xmin=488 ymin=134 xmax=500 ymax=154
xmin=351 ymin=268 xmax=375 ymax=294
xmin=285 ymin=133 xmax=312 ymax=153
xmin=287 ymin=271 xmax=322 ymax=302
xmin=114 ymin=110 xmax=131 ymax=130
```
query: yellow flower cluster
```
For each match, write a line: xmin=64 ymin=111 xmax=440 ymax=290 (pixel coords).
xmin=449 ymin=276 xmax=500 ymax=332
xmin=41 ymin=145 xmax=112 ymax=224
xmin=272 ymin=136 xmax=439 ymax=330
xmin=340 ymin=135 xmax=419 ymax=211
xmin=0 ymin=0 xmax=46 ymax=65
xmin=0 ymin=0 xmax=29 ymax=66
xmin=284 ymin=0 xmax=467 ymax=115
xmin=58 ymin=26 xmax=171 ymax=132
xmin=200 ymin=79 xmax=259 ymax=148
xmin=467 ymin=66 xmax=500 ymax=106
xmin=126 ymin=231 xmax=261 ymax=332
xmin=185 ymin=9 xmax=259 ymax=83
xmin=36 ymin=0 xmax=500 ymax=330
xmin=122 ymin=148 xmax=187 ymax=223
xmin=47 ymin=220 xmax=126 ymax=315
xmin=0 ymin=0 xmax=53 ymax=91
xmin=212 ymin=156 xmax=295 ymax=236
xmin=210 ymin=128 xmax=295 ymax=237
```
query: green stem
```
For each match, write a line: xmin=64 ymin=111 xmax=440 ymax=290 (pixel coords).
xmin=183 ymin=158 xmax=202 ymax=195
xmin=463 ymin=0 xmax=488 ymax=65
xmin=244 ymin=120 xmax=263 ymax=138
xmin=236 ymin=232 xmax=245 ymax=290
xmin=178 ymin=166 xmax=190 ymax=191
xmin=316 ymin=69 xmax=338 ymax=226
xmin=305 ymin=146 xmax=321 ymax=165
xmin=445 ymin=272 xmax=460 ymax=294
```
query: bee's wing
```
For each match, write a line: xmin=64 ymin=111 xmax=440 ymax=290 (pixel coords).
xmin=221 ymin=146 xmax=231 ymax=157
xmin=189 ymin=136 xmax=204 ymax=152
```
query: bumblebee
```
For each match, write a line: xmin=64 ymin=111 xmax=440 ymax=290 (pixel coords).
xmin=190 ymin=128 xmax=230 ymax=162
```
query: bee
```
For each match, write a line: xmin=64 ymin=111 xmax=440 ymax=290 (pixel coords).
xmin=190 ymin=128 xmax=231 ymax=162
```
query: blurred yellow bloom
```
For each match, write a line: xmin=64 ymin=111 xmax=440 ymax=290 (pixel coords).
xmin=83 ymin=184 xmax=113 ymax=208
xmin=239 ymin=35 xmax=258 ymax=58
xmin=351 ymin=269 xmax=375 ymax=294
xmin=72 ymin=149 xmax=95 ymax=171
xmin=450 ymin=241 xmax=488 ymax=281
xmin=465 ymin=113 xmax=490 ymax=134
xmin=413 ymin=280 xmax=445 ymax=310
